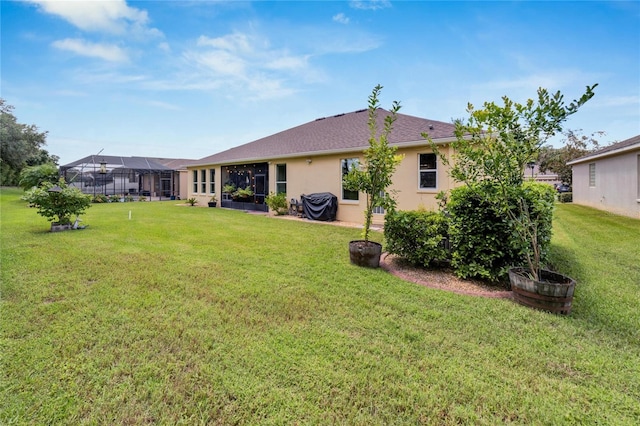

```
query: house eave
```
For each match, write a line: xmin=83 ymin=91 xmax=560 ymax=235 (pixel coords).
xmin=188 ymin=136 xmax=457 ymax=168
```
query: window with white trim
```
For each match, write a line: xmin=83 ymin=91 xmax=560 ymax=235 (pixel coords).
xmin=201 ymin=169 xmax=207 ymax=193
xmin=276 ymin=164 xmax=287 ymax=194
xmin=209 ymin=169 xmax=215 ymax=194
xmin=341 ymin=158 xmax=359 ymax=201
xmin=589 ymin=163 xmax=596 ymax=187
xmin=373 ymin=191 xmax=385 ymax=215
xmin=419 ymin=153 xmax=437 ymax=189
xmin=192 ymin=170 xmax=198 ymax=193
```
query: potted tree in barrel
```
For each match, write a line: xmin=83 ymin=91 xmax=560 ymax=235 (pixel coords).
xmin=343 ymin=85 xmax=402 ymax=268
xmin=430 ymin=84 xmax=597 ymax=314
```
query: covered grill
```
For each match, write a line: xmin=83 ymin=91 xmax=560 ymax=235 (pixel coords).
xmin=301 ymin=192 xmax=338 ymax=221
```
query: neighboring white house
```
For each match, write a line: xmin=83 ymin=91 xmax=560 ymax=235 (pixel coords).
xmin=567 ymin=135 xmax=640 ymax=219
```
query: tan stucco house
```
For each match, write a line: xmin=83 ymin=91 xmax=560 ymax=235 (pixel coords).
xmin=187 ymin=108 xmax=458 ymax=224
xmin=568 ymin=134 xmax=640 ymax=219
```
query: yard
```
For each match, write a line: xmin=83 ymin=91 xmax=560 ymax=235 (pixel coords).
xmin=1 ymin=187 xmax=639 ymax=424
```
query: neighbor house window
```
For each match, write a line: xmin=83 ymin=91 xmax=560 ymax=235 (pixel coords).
xmin=419 ymin=153 xmax=437 ymax=189
xmin=209 ymin=169 xmax=215 ymax=194
xmin=276 ymin=164 xmax=287 ymax=194
xmin=341 ymin=158 xmax=359 ymax=201
xmin=192 ymin=170 xmax=198 ymax=193
xmin=589 ymin=163 xmax=596 ymax=187
xmin=201 ymin=169 xmax=207 ymax=193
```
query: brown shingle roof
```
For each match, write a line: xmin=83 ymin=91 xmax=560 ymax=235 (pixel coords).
xmin=193 ymin=108 xmax=456 ymax=166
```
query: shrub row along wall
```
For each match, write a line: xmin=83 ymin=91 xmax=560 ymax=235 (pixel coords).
xmin=384 ymin=182 xmax=556 ymax=283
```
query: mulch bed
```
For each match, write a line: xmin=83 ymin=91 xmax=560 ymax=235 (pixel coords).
xmin=380 ymin=254 xmax=513 ymax=299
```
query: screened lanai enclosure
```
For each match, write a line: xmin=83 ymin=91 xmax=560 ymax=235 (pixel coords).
xmin=60 ymin=155 xmax=183 ymax=200
xmin=220 ymin=162 xmax=269 ymax=212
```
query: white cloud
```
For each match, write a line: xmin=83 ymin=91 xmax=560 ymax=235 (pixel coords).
xmin=52 ymin=38 xmax=128 ymax=62
xmin=592 ymin=95 xmax=639 ymax=108
xmin=350 ymin=0 xmax=392 ymax=11
xmin=186 ymin=49 xmax=247 ymax=76
xmin=179 ymin=31 xmax=315 ymax=100
xmin=333 ymin=13 xmax=350 ymax=24
xmin=28 ymin=0 xmax=161 ymax=37
xmin=197 ymin=33 xmax=256 ymax=54
xmin=142 ymin=100 xmax=181 ymax=111
xmin=265 ymin=53 xmax=309 ymax=71
xmin=158 ymin=42 xmax=171 ymax=53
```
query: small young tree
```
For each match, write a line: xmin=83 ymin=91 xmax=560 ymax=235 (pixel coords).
xmin=22 ymin=178 xmax=92 ymax=227
xmin=430 ymin=85 xmax=597 ymax=281
xmin=343 ymin=84 xmax=403 ymax=242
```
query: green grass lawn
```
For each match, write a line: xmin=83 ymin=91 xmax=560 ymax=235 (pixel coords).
xmin=1 ymin=187 xmax=639 ymax=425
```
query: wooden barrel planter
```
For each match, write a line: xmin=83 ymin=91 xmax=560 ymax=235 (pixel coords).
xmin=509 ymin=267 xmax=576 ymax=315
xmin=349 ymin=240 xmax=382 ymax=268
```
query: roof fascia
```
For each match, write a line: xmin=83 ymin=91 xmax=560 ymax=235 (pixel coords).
xmin=567 ymin=143 xmax=640 ymax=165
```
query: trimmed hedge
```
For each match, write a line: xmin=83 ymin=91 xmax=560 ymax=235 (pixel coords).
xmin=384 ymin=210 xmax=450 ymax=267
xmin=447 ymin=181 xmax=556 ymax=282
xmin=558 ymin=192 xmax=573 ymax=203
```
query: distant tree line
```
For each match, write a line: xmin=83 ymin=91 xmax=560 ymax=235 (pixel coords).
xmin=1 ymin=99 xmax=58 ymax=186
xmin=537 ymin=129 xmax=606 ymax=185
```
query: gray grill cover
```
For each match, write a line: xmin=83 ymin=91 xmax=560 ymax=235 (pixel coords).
xmin=301 ymin=193 xmax=338 ymax=221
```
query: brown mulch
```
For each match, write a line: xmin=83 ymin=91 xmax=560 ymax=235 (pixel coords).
xmin=380 ymin=254 xmax=513 ymax=299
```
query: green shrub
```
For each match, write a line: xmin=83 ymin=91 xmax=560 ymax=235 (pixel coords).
xmin=384 ymin=210 xmax=450 ymax=267
xmin=18 ymin=163 xmax=59 ymax=190
xmin=558 ymin=192 xmax=573 ymax=203
xmin=108 ymin=194 xmax=120 ymax=203
xmin=93 ymin=194 xmax=108 ymax=203
xmin=447 ymin=181 xmax=555 ymax=282
xmin=21 ymin=179 xmax=92 ymax=226
xmin=265 ymin=192 xmax=288 ymax=215
xmin=186 ymin=197 xmax=197 ymax=206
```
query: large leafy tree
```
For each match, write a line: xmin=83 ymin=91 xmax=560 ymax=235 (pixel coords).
xmin=538 ymin=129 xmax=605 ymax=185
xmin=0 ymin=99 xmax=58 ymax=186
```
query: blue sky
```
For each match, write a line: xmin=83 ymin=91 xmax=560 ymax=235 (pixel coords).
xmin=2 ymin=0 xmax=639 ymax=166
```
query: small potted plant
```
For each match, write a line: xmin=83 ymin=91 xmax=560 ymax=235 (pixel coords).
xmin=222 ymin=184 xmax=236 ymax=200
xmin=233 ymin=187 xmax=254 ymax=201
xmin=208 ymin=194 xmax=217 ymax=208
xmin=343 ymin=85 xmax=403 ymax=268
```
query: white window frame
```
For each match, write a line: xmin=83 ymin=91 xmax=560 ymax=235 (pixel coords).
xmin=209 ymin=169 xmax=215 ymax=194
xmin=373 ymin=191 xmax=385 ymax=215
xmin=419 ymin=153 xmax=437 ymax=190
xmin=201 ymin=169 xmax=207 ymax=194
xmin=276 ymin=164 xmax=287 ymax=195
xmin=341 ymin=158 xmax=359 ymax=201
xmin=192 ymin=170 xmax=198 ymax=193
xmin=589 ymin=163 xmax=596 ymax=187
